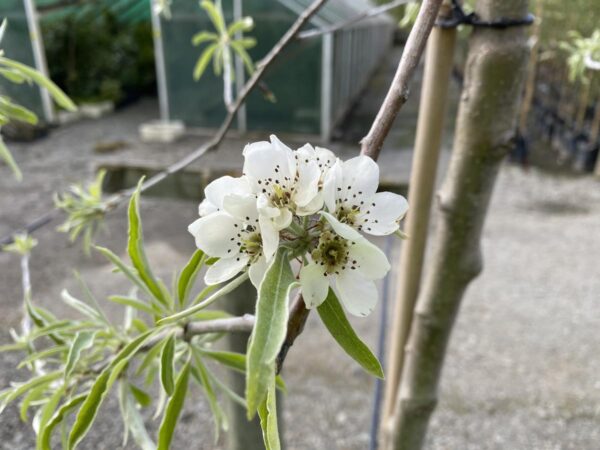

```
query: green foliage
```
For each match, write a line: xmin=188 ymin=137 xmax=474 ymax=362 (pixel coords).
xmin=2 ymin=233 xmax=37 ymax=256
xmin=317 ymin=289 xmax=384 ymax=378
xmin=0 ymin=184 xmax=277 ymax=449
xmin=192 ymin=0 xmax=257 ymax=81
xmin=0 ymin=19 xmax=76 ymax=180
xmin=257 ymin=380 xmax=280 ymax=450
xmin=54 ymin=170 xmax=108 ymax=254
xmin=42 ymin=10 xmax=155 ymax=104
xmin=245 ymin=248 xmax=296 ymax=419
xmin=560 ymin=29 xmax=600 ymax=82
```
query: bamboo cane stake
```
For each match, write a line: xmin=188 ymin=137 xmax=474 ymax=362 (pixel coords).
xmin=379 ymin=2 xmax=457 ymax=441
xmin=385 ymin=0 xmax=530 ymax=448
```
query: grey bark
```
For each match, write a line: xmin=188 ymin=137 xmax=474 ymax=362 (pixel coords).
xmin=386 ymin=1 xmax=531 ymax=449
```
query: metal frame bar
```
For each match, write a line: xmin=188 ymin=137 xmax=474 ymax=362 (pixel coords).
xmin=23 ymin=0 xmax=54 ymax=123
xmin=150 ymin=0 xmax=170 ymax=122
xmin=320 ymin=32 xmax=333 ymax=142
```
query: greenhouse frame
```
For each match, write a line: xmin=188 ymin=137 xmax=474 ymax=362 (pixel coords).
xmin=158 ymin=0 xmax=395 ymax=140
xmin=0 ymin=0 xmax=395 ymax=141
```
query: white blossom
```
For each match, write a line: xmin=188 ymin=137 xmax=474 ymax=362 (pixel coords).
xmin=323 ymin=155 xmax=408 ymax=236
xmin=188 ymin=178 xmax=267 ymax=288
xmin=188 ymin=136 xmax=408 ymax=317
xmin=242 ymin=135 xmax=323 ymax=259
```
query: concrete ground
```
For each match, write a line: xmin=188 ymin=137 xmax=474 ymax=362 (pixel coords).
xmin=1 ymin=46 xmax=600 ymax=449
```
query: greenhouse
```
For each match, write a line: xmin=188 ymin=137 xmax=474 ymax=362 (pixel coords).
xmin=0 ymin=0 xmax=394 ymax=141
xmin=160 ymin=0 xmax=394 ymax=139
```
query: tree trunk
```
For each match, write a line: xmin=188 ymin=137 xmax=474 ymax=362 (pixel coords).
xmin=386 ymin=1 xmax=530 ymax=449
xmin=380 ymin=1 xmax=457 ymax=441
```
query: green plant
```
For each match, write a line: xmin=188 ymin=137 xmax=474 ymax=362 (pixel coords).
xmin=192 ymin=0 xmax=256 ymax=108
xmin=0 ymin=19 xmax=76 ymax=181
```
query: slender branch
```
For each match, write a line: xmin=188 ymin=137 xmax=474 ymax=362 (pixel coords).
xmin=298 ymin=0 xmax=412 ymax=40
xmin=275 ymin=293 xmax=310 ymax=374
xmin=276 ymin=2 xmax=443 ymax=372
xmin=142 ymin=314 xmax=255 ymax=351
xmin=360 ymin=0 xmax=444 ymax=160
xmin=0 ymin=0 xmax=329 ymax=247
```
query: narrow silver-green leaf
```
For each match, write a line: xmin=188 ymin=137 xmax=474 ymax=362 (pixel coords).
xmin=317 ymin=289 xmax=384 ymax=378
xmin=67 ymin=329 xmax=158 ymax=449
xmin=64 ymin=331 xmax=97 ymax=379
xmin=0 ymin=371 xmax=61 ymax=415
xmin=108 ymin=295 xmax=155 ymax=315
xmin=177 ymin=249 xmax=204 ymax=306
xmin=257 ymin=379 xmax=280 ymax=450
xmin=39 ymin=393 xmax=87 ymax=450
xmin=194 ymin=43 xmax=217 ymax=80
xmin=95 ymin=246 xmax=153 ymax=296
xmin=200 ymin=349 xmax=286 ymax=391
xmin=127 ymin=181 xmax=167 ymax=306
xmin=191 ymin=350 xmax=226 ymax=440
xmin=119 ymin=380 xmax=156 ymax=450
xmin=160 ymin=334 xmax=175 ymax=396
xmin=245 ymin=248 xmax=295 ymax=418
xmin=0 ymin=56 xmax=76 ymax=111
xmin=157 ymin=359 xmax=191 ymax=450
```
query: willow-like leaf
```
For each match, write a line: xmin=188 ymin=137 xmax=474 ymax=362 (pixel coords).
xmin=160 ymin=334 xmax=176 ymax=396
xmin=245 ymin=248 xmax=295 ymax=419
xmin=177 ymin=249 xmax=204 ymax=306
xmin=157 ymin=358 xmax=191 ymax=450
xmin=317 ymin=289 xmax=383 ymax=378
xmin=128 ymin=180 xmax=167 ymax=306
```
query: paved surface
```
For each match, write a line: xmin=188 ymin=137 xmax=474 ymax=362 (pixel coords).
xmin=1 ymin=44 xmax=600 ymax=449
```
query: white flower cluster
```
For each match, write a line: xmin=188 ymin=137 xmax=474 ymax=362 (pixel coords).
xmin=188 ymin=136 xmax=408 ymax=317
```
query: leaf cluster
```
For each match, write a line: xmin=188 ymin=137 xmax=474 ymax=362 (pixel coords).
xmin=560 ymin=29 xmax=600 ymax=82
xmin=0 ymin=19 xmax=76 ymax=181
xmin=54 ymin=170 xmax=109 ymax=254
xmin=192 ymin=0 xmax=257 ymax=81
xmin=2 ymin=181 xmax=384 ymax=449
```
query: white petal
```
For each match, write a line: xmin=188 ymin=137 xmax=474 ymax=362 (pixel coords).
xmin=243 ymin=140 xmax=294 ymax=189
xmin=204 ymin=176 xmax=251 ymax=209
xmin=198 ymin=198 xmax=218 ymax=217
xmin=259 ymin=215 xmax=279 ymax=261
xmin=296 ymin=143 xmax=316 ymax=160
xmin=205 ymin=255 xmax=250 ymax=285
xmin=315 ymin=146 xmax=336 ymax=169
xmin=296 ymin=193 xmax=323 ymax=216
xmin=348 ymin=239 xmax=391 ymax=280
xmin=223 ymin=194 xmax=258 ymax=222
xmin=341 ymin=155 xmax=379 ymax=200
xmin=300 ymin=262 xmax=329 ymax=308
xmin=270 ymin=135 xmax=296 ymax=176
xmin=249 ymin=255 xmax=268 ymax=289
xmin=272 ymin=208 xmax=293 ymax=230
xmin=257 ymin=194 xmax=280 ymax=218
xmin=243 ymin=140 xmax=271 ymax=156
xmin=188 ymin=212 xmax=239 ymax=258
xmin=321 ymin=211 xmax=362 ymax=241
xmin=322 ymin=159 xmax=342 ymax=212
xmin=335 ymin=272 xmax=378 ymax=317
xmin=294 ymin=160 xmax=320 ymax=207
xmin=358 ymin=192 xmax=409 ymax=236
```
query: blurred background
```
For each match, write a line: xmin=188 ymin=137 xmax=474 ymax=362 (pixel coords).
xmin=0 ymin=0 xmax=599 ymax=449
